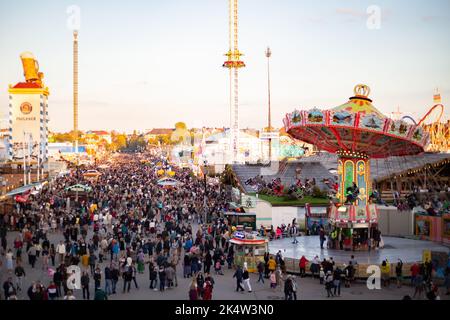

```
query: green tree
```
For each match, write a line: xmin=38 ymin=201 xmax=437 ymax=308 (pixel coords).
xmin=220 ymin=164 xmax=239 ymax=188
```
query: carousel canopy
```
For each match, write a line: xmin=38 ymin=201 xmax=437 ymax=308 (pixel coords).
xmin=284 ymin=84 xmax=430 ymax=158
xmin=65 ymin=184 xmax=92 ymax=192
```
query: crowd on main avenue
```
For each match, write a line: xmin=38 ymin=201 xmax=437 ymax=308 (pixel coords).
xmin=0 ymin=152 xmax=449 ymax=300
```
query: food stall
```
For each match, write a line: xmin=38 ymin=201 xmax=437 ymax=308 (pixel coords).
xmin=64 ymin=184 xmax=92 ymax=202
xmin=229 ymin=231 xmax=268 ymax=272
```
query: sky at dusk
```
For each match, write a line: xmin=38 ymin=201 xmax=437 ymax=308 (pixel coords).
xmin=0 ymin=0 xmax=449 ymax=133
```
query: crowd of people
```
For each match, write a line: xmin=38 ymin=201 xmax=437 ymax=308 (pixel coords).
xmin=0 ymin=152 xmax=233 ymax=300
xmin=1 ymin=152 xmax=449 ymax=301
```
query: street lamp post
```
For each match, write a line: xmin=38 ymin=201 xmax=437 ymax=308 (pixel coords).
xmin=265 ymin=46 xmax=272 ymax=162
xmin=203 ymin=160 xmax=208 ymax=224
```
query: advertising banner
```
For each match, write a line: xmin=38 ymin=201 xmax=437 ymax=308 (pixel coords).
xmin=10 ymin=93 xmax=43 ymax=161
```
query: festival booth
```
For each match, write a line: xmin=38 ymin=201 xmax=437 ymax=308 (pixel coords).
xmin=305 ymin=203 xmax=329 ymax=235
xmin=229 ymin=231 xmax=268 ymax=272
xmin=64 ymin=184 xmax=92 ymax=201
xmin=415 ymin=213 xmax=442 ymax=242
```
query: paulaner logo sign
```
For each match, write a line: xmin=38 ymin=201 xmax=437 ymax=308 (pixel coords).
xmin=20 ymin=102 xmax=32 ymax=114
xmin=16 ymin=102 xmax=36 ymax=121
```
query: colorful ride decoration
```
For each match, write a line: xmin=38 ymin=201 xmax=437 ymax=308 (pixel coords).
xmin=284 ymin=84 xmax=430 ymax=230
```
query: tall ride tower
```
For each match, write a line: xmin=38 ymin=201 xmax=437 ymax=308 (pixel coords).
xmin=223 ymin=0 xmax=245 ymax=163
xmin=73 ymin=30 xmax=79 ymax=153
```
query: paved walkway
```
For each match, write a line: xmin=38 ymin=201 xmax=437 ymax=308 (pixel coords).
xmin=1 ymin=228 xmax=449 ymax=300
xmin=268 ymin=236 xmax=450 ymax=264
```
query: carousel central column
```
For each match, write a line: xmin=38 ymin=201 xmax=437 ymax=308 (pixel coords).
xmin=336 ymin=150 xmax=370 ymax=208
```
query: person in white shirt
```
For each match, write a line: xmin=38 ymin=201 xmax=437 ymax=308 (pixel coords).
xmin=56 ymin=241 xmax=66 ymax=263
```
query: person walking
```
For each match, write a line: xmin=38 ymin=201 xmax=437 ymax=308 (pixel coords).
xmin=413 ymin=271 xmax=424 ymax=299
xmin=49 ymin=244 xmax=56 ymax=267
xmin=149 ymin=262 xmax=158 ymax=290
xmin=104 ymin=265 xmax=113 ymax=295
xmin=158 ymin=265 xmax=166 ymax=292
xmin=291 ymin=224 xmax=298 ymax=244
xmin=93 ymin=266 xmax=102 ymax=291
xmin=27 ymin=244 xmax=37 ymax=268
xmin=189 ymin=278 xmax=198 ymax=300
xmin=310 ymin=255 xmax=320 ymax=279
xmin=56 ymin=241 xmax=66 ymax=264
xmin=410 ymin=262 xmax=420 ymax=287
xmin=233 ymin=265 xmax=245 ymax=292
xmin=319 ymin=228 xmax=326 ymax=249
xmin=3 ymin=277 xmax=16 ymax=300
xmin=257 ymin=261 xmax=265 ymax=283
xmin=6 ymin=249 xmax=14 ymax=273
xmin=203 ymin=278 xmax=213 ymax=300
xmin=284 ymin=276 xmax=293 ymax=300
xmin=333 ymin=266 xmax=342 ymax=297
xmin=325 ymin=271 xmax=334 ymax=298
xmin=131 ymin=263 xmax=139 ymax=289
xmin=14 ymin=262 xmax=26 ymax=292
xmin=299 ymin=255 xmax=308 ymax=278
xmin=396 ymin=259 xmax=404 ymax=288
xmin=270 ymin=271 xmax=277 ymax=291
xmin=111 ymin=264 xmax=119 ymax=294
xmin=89 ymin=252 xmax=97 ymax=275
xmin=123 ymin=265 xmax=132 ymax=293
xmin=41 ymin=246 xmax=49 ymax=271
xmin=380 ymin=259 xmax=391 ymax=287
xmin=81 ymin=271 xmax=90 ymax=300
xmin=268 ymin=256 xmax=276 ymax=275
xmin=204 ymin=251 xmax=213 ymax=274
xmin=242 ymin=267 xmax=252 ymax=293
xmin=291 ymin=276 xmax=298 ymax=300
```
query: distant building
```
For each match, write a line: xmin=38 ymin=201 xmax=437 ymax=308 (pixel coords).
xmin=84 ymin=130 xmax=112 ymax=144
xmin=201 ymin=129 xmax=264 ymax=171
xmin=144 ymin=128 xmax=175 ymax=141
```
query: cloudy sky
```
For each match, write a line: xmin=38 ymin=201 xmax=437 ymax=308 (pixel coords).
xmin=0 ymin=0 xmax=449 ymax=133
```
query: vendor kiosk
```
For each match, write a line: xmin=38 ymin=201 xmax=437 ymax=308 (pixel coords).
xmin=229 ymin=231 xmax=268 ymax=272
